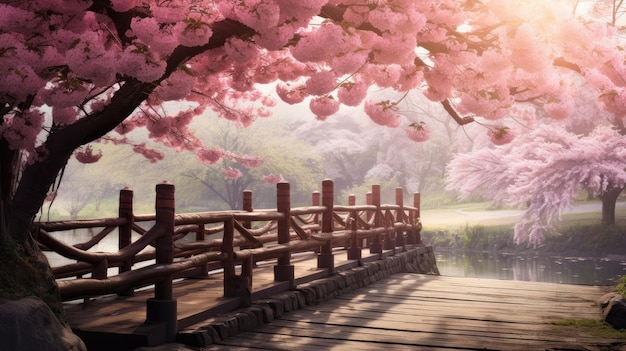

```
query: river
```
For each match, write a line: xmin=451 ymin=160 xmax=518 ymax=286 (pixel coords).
xmin=435 ymin=250 xmax=626 ymax=286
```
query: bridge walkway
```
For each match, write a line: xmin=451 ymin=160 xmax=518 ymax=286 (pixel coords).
xmin=198 ymin=274 xmax=620 ymax=351
xmin=64 ymin=246 xmax=401 ymax=350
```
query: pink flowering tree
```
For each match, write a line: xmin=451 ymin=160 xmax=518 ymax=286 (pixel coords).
xmin=446 ymin=80 xmax=626 ymax=246
xmin=3 ymin=0 xmax=626 ymax=324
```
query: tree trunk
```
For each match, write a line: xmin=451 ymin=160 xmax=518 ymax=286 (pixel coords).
xmin=599 ymin=186 xmax=623 ymax=225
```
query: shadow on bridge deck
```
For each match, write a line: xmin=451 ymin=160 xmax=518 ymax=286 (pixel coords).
xmin=65 ymin=246 xmax=435 ymax=350
xmin=191 ymin=274 xmax=620 ymax=351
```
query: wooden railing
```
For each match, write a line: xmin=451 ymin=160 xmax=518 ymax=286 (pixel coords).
xmin=33 ymin=179 xmax=422 ymax=341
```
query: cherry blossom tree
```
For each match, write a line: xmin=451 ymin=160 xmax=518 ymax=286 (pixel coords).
xmin=3 ymin=0 xmax=626 ymax=326
xmin=446 ymin=80 xmax=626 ymax=246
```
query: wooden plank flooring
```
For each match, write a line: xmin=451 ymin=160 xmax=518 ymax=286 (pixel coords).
xmin=201 ymin=274 xmax=620 ymax=351
xmin=64 ymin=249 xmax=372 ymax=334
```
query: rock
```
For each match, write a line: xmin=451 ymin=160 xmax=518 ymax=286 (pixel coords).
xmin=0 ymin=297 xmax=87 ymax=351
xmin=598 ymin=292 xmax=619 ymax=308
xmin=603 ymin=295 xmax=626 ymax=330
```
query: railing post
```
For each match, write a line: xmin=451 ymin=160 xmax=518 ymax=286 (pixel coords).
xmin=318 ymin=179 xmax=335 ymax=273
xmin=347 ymin=194 xmax=361 ymax=261
xmin=365 ymin=192 xmax=372 ymax=249
xmin=414 ymin=192 xmax=422 ymax=245
xmin=241 ymin=190 xmax=253 ymax=296
xmin=383 ymin=187 xmax=396 ymax=252
xmin=223 ymin=216 xmax=252 ymax=304
xmin=118 ymin=187 xmax=134 ymax=296
xmin=146 ymin=182 xmax=177 ymax=342
xmin=395 ymin=187 xmax=406 ymax=251
xmin=369 ymin=185 xmax=382 ymax=256
xmin=274 ymin=182 xmax=294 ymax=288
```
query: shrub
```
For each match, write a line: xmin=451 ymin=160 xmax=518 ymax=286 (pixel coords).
xmin=617 ymin=276 xmax=626 ymax=298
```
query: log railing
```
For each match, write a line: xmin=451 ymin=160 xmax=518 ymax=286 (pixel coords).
xmin=33 ymin=179 xmax=422 ymax=342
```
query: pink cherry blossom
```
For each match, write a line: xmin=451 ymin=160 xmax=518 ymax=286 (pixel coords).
xmin=306 ymin=71 xmax=337 ymax=96
xmin=222 ymin=167 xmax=243 ymax=179
xmin=110 ymin=0 xmax=136 ymax=13
xmin=488 ymin=126 xmax=515 ymax=145
xmin=235 ymin=154 xmax=264 ymax=168
xmin=225 ymin=37 xmax=259 ymax=63
xmin=74 ymin=145 xmax=103 ymax=164
xmin=132 ymin=143 xmax=164 ymax=163
xmin=276 ymin=84 xmax=308 ymax=104
xmin=261 ymin=173 xmax=285 ymax=184
xmin=0 ymin=110 xmax=44 ymax=151
xmin=338 ymin=82 xmax=368 ymax=106
xmin=544 ymin=99 xmax=574 ymax=120
xmin=405 ymin=122 xmax=430 ymax=142
xmin=364 ymin=100 xmax=400 ymax=127
xmin=197 ymin=148 xmax=225 ymax=165
xmin=310 ymin=96 xmax=340 ymax=118
xmin=52 ymin=107 xmax=79 ymax=125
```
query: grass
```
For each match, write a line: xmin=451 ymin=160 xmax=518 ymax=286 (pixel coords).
xmin=618 ymin=276 xmax=626 ymax=297
xmin=551 ymin=319 xmax=626 ymax=339
xmin=420 ymin=200 xmax=626 ymax=256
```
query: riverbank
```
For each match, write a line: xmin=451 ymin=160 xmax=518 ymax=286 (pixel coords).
xmin=421 ymin=223 xmax=626 ymax=260
xmin=420 ymin=201 xmax=626 ymax=259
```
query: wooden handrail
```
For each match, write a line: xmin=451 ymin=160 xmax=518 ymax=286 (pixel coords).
xmin=35 ymin=179 xmax=422 ymax=329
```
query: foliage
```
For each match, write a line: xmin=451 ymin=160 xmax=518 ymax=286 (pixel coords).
xmin=186 ymin=118 xmax=323 ymax=209
xmin=617 ymin=276 xmax=626 ymax=298
xmin=544 ymin=222 xmax=626 ymax=254
xmin=551 ymin=319 xmax=626 ymax=338
xmin=460 ymin=224 xmax=515 ymax=251
xmin=422 ymin=219 xmax=626 ymax=256
xmin=447 ymin=121 xmax=626 ymax=246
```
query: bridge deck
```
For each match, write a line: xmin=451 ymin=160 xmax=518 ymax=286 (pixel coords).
xmin=64 ymin=248 xmax=385 ymax=340
xmin=201 ymin=274 xmax=620 ymax=351
xmin=65 ymin=247 xmax=623 ymax=351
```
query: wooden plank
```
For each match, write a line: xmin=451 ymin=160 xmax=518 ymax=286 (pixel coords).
xmin=201 ymin=274 xmax=619 ymax=351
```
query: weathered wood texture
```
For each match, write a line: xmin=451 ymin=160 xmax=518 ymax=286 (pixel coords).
xmin=66 ymin=246 xmax=438 ymax=350
xmin=203 ymin=274 xmax=618 ymax=351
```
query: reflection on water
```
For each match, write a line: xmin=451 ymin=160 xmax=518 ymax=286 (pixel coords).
xmin=43 ymin=225 xmax=154 ymax=268
xmin=436 ymin=250 xmax=626 ymax=286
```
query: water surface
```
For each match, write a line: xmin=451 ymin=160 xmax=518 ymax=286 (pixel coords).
xmin=436 ymin=250 xmax=626 ymax=285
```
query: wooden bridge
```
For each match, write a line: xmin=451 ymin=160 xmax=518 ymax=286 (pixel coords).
xmin=35 ymin=180 xmax=430 ymax=350
xmin=35 ymin=181 xmax=622 ymax=351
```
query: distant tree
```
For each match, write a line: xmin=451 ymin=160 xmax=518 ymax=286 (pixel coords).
xmin=184 ymin=119 xmax=323 ymax=209
xmin=369 ymin=93 xmax=461 ymax=195
xmin=295 ymin=116 xmax=378 ymax=192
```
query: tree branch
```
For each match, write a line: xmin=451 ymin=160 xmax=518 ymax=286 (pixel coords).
xmin=441 ymin=99 xmax=475 ymax=125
